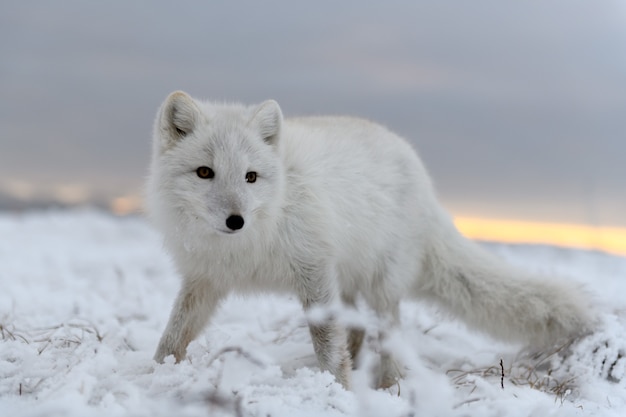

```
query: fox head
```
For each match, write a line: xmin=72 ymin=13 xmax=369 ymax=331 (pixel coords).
xmin=148 ymin=91 xmax=285 ymax=238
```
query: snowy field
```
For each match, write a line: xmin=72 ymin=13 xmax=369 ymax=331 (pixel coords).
xmin=1 ymin=210 xmax=626 ymax=417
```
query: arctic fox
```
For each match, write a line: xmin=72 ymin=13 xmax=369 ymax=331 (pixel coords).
xmin=147 ymin=91 xmax=595 ymax=389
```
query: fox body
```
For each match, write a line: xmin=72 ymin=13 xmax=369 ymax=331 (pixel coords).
xmin=147 ymin=91 xmax=595 ymax=389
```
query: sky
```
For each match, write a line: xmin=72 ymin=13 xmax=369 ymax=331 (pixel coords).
xmin=1 ymin=1 xmax=626 ymax=232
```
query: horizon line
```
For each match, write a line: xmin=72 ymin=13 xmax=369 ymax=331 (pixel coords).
xmin=455 ymin=217 xmax=626 ymax=257
xmin=1 ymin=200 xmax=625 ymax=257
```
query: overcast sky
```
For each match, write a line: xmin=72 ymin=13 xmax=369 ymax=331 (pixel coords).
xmin=1 ymin=1 xmax=625 ymax=226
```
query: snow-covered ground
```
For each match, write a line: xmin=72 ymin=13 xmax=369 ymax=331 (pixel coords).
xmin=1 ymin=209 xmax=625 ymax=417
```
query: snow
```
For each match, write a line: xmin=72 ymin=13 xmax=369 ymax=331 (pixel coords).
xmin=1 ymin=209 xmax=625 ymax=416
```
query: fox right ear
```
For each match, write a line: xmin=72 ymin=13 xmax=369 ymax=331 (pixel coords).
xmin=249 ymin=100 xmax=282 ymax=149
xmin=155 ymin=91 xmax=201 ymax=150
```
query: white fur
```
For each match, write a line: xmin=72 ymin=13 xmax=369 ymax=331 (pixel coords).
xmin=147 ymin=91 xmax=597 ymax=390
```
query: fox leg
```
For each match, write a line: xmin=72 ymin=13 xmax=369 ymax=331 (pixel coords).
xmin=348 ymin=328 xmax=366 ymax=364
xmin=307 ymin=320 xmax=352 ymax=388
xmin=341 ymin=294 xmax=365 ymax=363
xmin=154 ymin=278 xmax=223 ymax=363
xmin=375 ymin=304 xmax=403 ymax=389
xmin=296 ymin=264 xmax=352 ymax=389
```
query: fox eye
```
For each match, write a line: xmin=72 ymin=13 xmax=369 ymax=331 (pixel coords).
xmin=196 ymin=166 xmax=214 ymax=179
xmin=245 ymin=172 xmax=257 ymax=183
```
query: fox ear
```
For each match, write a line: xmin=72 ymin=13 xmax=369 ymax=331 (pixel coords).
xmin=250 ymin=100 xmax=282 ymax=148
xmin=155 ymin=91 xmax=201 ymax=150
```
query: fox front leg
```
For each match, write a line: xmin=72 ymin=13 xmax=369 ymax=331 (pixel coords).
xmin=296 ymin=265 xmax=352 ymax=389
xmin=307 ymin=320 xmax=352 ymax=388
xmin=154 ymin=278 xmax=222 ymax=363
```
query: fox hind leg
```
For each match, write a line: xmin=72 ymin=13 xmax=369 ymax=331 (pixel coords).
xmin=376 ymin=304 xmax=404 ymax=389
xmin=348 ymin=328 xmax=365 ymax=364
xmin=341 ymin=294 xmax=366 ymax=364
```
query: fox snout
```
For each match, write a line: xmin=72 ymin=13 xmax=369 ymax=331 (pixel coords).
xmin=225 ymin=214 xmax=245 ymax=231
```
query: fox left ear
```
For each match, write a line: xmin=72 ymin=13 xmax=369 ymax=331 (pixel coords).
xmin=155 ymin=91 xmax=202 ymax=152
xmin=250 ymin=100 xmax=282 ymax=148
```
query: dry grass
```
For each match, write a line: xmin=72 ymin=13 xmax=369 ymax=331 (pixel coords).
xmin=0 ymin=318 xmax=103 ymax=397
xmin=448 ymin=340 xmax=578 ymax=406
xmin=0 ymin=322 xmax=29 ymax=343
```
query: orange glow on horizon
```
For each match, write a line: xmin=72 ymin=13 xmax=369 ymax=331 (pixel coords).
xmin=110 ymin=195 xmax=142 ymax=216
xmin=454 ymin=217 xmax=626 ymax=257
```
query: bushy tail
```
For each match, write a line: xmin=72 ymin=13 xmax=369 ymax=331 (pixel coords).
xmin=416 ymin=215 xmax=596 ymax=346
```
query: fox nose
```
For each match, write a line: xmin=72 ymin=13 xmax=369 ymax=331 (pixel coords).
xmin=225 ymin=214 xmax=245 ymax=231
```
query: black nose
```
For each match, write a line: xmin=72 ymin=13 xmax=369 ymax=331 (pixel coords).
xmin=225 ymin=214 xmax=245 ymax=231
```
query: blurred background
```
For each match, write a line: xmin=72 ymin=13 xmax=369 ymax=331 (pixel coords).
xmin=1 ymin=1 xmax=625 ymax=253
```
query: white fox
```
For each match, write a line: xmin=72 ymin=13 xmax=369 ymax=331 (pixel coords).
xmin=147 ymin=91 xmax=596 ymax=389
